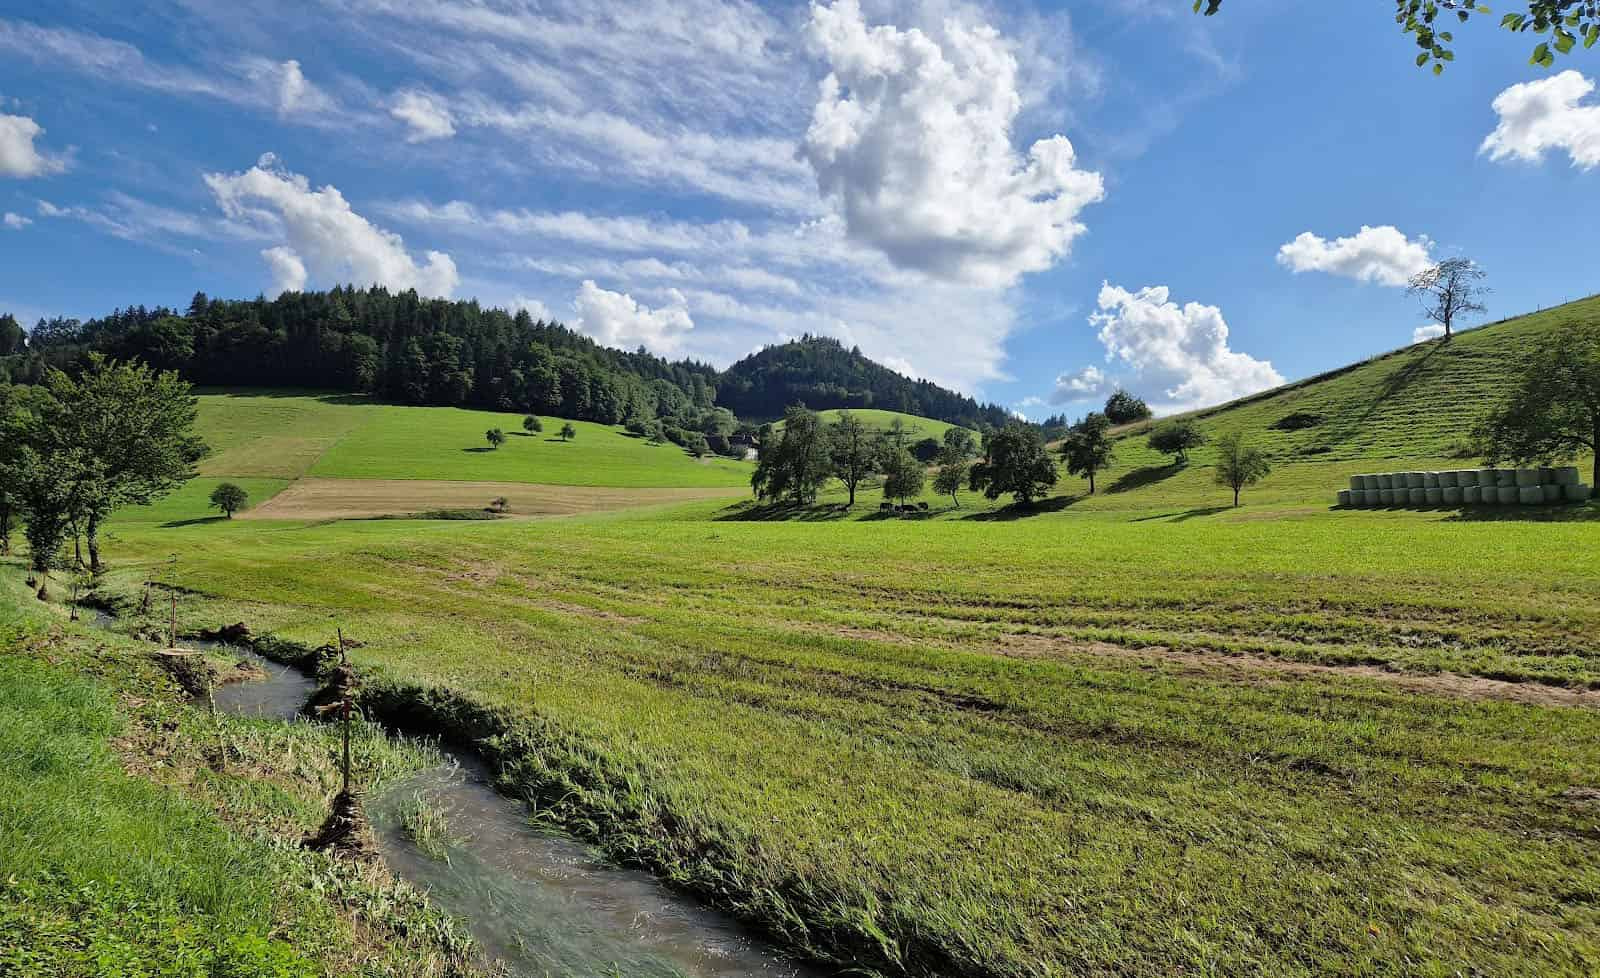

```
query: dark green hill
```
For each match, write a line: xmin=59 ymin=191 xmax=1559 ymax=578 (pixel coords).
xmin=716 ymin=335 xmax=1013 ymax=428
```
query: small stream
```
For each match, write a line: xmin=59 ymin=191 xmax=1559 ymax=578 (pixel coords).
xmin=93 ymin=611 xmax=821 ymax=978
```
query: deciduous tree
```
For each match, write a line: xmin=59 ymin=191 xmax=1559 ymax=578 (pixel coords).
xmin=828 ymin=411 xmax=874 ymax=507
xmin=1148 ymin=420 xmax=1206 ymax=465
xmin=1479 ymin=324 xmax=1600 ymax=493
xmin=523 ymin=415 xmax=543 ymax=434
xmin=1409 ymin=258 xmax=1488 ymax=339
xmin=881 ymin=449 xmax=926 ymax=507
xmin=1195 ymin=1 xmax=1600 ymax=73
xmin=1214 ymin=431 xmax=1272 ymax=507
xmin=1104 ymin=388 xmax=1152 ymax=425
xmin=210 ymin=482 xmax=249 ymax=518
xmin=485 ymin=427 xmax=506 ymax=449
xmin=560 ymin=422 xmax=577 ymax=441
xmin=1060 ymin=412 xmax=1115 ymax=494
xmin=752 ymin=406 xmax=833 ymax=505
xmin=970 ymin=423 xmax=1058 ymax=506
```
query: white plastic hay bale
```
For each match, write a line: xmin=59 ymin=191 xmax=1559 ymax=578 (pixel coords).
xmin=1365 ymin=489 xmax=1384 ymax=507
xmin=1442 ymin=486 xmax=1462 ymax=505
xmin=1438 ymin=471 xmax=1458 ymax=488
xmin=1515 ymin=468 xmax=1540 ymax=488
xmin=1337 ymin=489 xmax=1352 ymax=507
xmin=1479 ymin=468 xmax=1500 ymax=487
xmin=1405 ymin=472 xmax=1425 ymax=489
xmin=1462 ymin=485 xmax=1481 ymax=504
xmin=1497 ymin=486 xmax=1519 ymax=505
xmin=1420 ymin=472 xmax=1437 ymax=488
xmin=1379 ymin=473 xmax=1396 ymax=489
xmin=1348 ymin=476 xmax=1363 ymax=491
xmin=1383 ymin=488 xmax=1399 ymax=506
xmin=1496 ymin=468 xmax=1518 ymax=487
xmin=1540 ymin=467 xmax=1558 ymax=484
xmin=1425 ymin=487 xmax=1442 ymax=505
xmin=1362 ymin=475 xmax=1379 ymax=491
xmin=1542 ymin=484 xmax=1562 ymax=503
xmin=1456 ymin=470 xmax=1479 ymax=487
xmin=1409 ymin=488 xmax=1427 ymax=506
xmin=1555 ymin=466 xmax=1580 ymax=486
xmin=1519 ymin=485 xmax=1544 ymax=505
xmin=1566 ymin=483 xmax=1592 ymax=502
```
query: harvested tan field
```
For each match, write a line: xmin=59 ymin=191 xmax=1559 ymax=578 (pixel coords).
xmin=242 ymin=478 xmax=743 ymax=521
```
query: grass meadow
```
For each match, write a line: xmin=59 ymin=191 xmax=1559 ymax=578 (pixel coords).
xmin=56 ymin=488 xmax=1600 ymax=977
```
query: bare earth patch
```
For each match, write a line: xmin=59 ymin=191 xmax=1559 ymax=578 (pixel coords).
xmin=242 ymin=478 xmax=743 ymax=521
xmin=995 ymin=633 xmax=1600 ymax=710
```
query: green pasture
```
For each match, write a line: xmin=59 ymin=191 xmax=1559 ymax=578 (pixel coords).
xmin=193 ymin=391 xmax=753 ymax=489
xmin=57 ymin=497 xmax=1600 ymax=978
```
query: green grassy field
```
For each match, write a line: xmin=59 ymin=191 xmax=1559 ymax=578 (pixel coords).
xmin=195 ymin=391 xmax=753 ymax=489
xmin=54 ymin=491 xmax=1600 ymax=977
xmin=9 ymin=298 xmax=1600 ymax=976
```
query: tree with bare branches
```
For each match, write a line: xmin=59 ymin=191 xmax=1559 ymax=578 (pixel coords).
xmin=1408 ymin=258 xmax=1488 ymax=340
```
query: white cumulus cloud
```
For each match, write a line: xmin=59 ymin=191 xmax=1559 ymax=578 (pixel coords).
xmin=1412 ymin=324 xmax=1446 ymax=344
xmin=1481 ymin=70 xmax=1600 ymax=169
xmin=800 ymin=0 xmax=1104 ymax=287
xmin=1275 ymin=225 xmax=1433 ymax=287
xmin=1049 ymin=364 xmax=1108 ymax=402
xmin=391 ymin=90 xmax=456 ymax=142
xmin=513 ymin=295 xmax=552 ymax=321
xmin=1058 ymin=283 xmax=1283 ymax=414
xmin=261 ymin=245 xmax=307 ymax=295
xmin=0 ymin=111 xmax=67 ymax=178
xmin=3 ymin=210 xmax=30 ymax=229
xmin=206 ymin=153 xmax=458 ymax=297
xmin=572 ymin=280 xmax=693 ymax=354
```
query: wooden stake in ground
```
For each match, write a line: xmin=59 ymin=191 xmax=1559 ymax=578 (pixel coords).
xmin=338 ymin=629 xmax=351 ymax=795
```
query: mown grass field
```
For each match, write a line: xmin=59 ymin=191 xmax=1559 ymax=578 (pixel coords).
xmin=808 ymin=408 xmax=968 ymax=442
xmin=66 ymin=489 xmax=1600 ymax=977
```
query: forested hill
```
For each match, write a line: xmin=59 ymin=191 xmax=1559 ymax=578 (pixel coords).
xmin=1 ymin=288 xmax=722 ymax=426
xmin=717 ymin=336 xmax=1013 ymax=429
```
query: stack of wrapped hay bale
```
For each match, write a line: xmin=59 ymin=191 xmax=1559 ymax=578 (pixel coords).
xmin=1338 ymin=466 xmax=1589 ymax=508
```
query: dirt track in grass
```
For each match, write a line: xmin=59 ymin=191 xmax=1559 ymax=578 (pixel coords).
xmin=241 ymin=478 xmax=745 ymax=521
xmin=994 ymin=633 xmax=1600 ymax=710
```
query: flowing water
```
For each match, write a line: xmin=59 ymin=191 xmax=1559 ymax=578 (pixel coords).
xmin=90 ymin=611 xmax=822 ymax=978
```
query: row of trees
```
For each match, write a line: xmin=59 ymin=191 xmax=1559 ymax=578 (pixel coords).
xmin=1 ymin=358 xmax=206 ymax=591
xmin=752 ymin=408 xmax=1276 ymax=511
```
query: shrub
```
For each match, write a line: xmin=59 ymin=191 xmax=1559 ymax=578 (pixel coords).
xmin=522 ymin=415 xmax=543 ymax=434
xmin=1270 ymin=412 xmax=1323 ymax=431
xmin=912 ymin=437 xmax=942 ymax=463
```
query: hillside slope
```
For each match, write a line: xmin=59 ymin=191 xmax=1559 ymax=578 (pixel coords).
xmin=1117 ymin=296 xmax=1600 ymax=470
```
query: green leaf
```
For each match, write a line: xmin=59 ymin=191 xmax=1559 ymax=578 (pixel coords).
xmin=1530 ymin=41 xmax=1551 ymax=64
xmin=1433 ymin=61 xmax=1444 ymax=74
xmin=1555 ymin=29 xmax=1576 ymax=54
xmin=1586 ymin=24 xmax=1599 ymax=49
xmin=1417 ymin=51 xmax=1431 ymax=65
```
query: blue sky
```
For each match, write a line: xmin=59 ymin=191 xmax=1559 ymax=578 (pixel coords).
xmin=2 ymin=0 xmax=1598 ymax=418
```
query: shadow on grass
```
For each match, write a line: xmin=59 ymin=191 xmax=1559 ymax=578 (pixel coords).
xmin=1129 ymin=505 xmax=1232 ymax=523
xmin=1108 ymin=463 xmax=1183 ymax=494
xmin=714 ymin=501 xmax=857 ymax=522
xmin=960 ymin=495 xmax=1081 ymax=521
xmin=1442 ymin=502 xmax=1600 ymax=523
xmin=461 ymin=446 xmax=498 ymax=453
xmin=161 ymin=516 xmax=228 ymax=528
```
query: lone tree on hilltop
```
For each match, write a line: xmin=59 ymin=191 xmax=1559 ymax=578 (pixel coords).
xmin=1194 ymin=2 xmax=1600 ymax=74
xmin=1478 ymin=324 xmax=1600 ymax=494
xmin=827 ymin=411 xmax=874 ymax=507
xmin=1148 ymin=420 xmax=1205 ymax=465
xmin=1104 ymin=388 xmax=1152 ymax=425
xmin=970 ymin=422 xmax=1058 ymax=506
xmin=1060 ymin=412 xmax=1115 ymax=494
xmin=523 ymin=415 xmax=543 ymax=434
xmin=485 ymin=428 xmax=506 ymax=449
xmin=559 ymin=422 xmax=576 ymax=441
xmin=1408 ymin=258 xmax=1488 ymax=339
xmin=209 ymin=482 xmax=249 ymax=519
xmin=1214 ymin=431 xmax=1271 ymax=507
